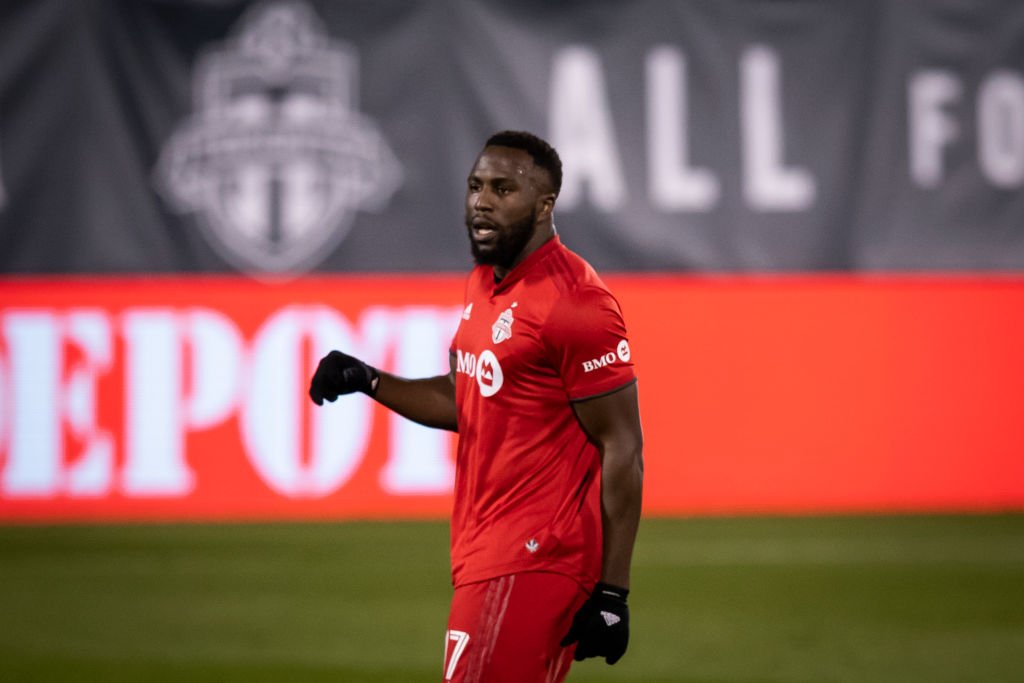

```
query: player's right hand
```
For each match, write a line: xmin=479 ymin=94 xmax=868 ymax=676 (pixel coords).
xmin=308 ymin=350 xmax=379 ymax=405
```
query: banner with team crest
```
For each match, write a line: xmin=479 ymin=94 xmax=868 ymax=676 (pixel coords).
xmin=0 ymin=0 xmax=1023 ymax=275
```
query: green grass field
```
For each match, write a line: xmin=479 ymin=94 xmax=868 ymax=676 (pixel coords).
xmin=1 ymin=515 xmax=1022 ymax=682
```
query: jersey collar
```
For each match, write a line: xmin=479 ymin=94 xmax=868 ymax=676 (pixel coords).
xmin=491 ymin=235 xmax=562 ymax=294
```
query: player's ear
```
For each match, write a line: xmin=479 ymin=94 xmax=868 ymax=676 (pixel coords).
xmin=537 ymin=193 xmax=556 ymax=219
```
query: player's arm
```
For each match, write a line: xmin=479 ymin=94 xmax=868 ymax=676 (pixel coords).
xmin=572 ymin=381 xmax=643 ymax=589
xmin=309 ymin=350 xmax=458 ymax=432
xmin=373 ymin=353 xmax=458 ymax=431
xmin=561 ymin=381 xmax=642 ymax=665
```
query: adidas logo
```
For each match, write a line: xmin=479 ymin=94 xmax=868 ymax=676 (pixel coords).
xmin=600 ymin=611 xmax=621 ymax=627
xmin=525 ymin=538 xmax=539 ymax=553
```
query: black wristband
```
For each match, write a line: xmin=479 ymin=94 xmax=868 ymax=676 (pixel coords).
xmin=594 ymin=582 xmax=629 ymax=602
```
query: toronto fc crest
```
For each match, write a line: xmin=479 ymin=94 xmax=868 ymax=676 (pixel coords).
xmin=492 ymin=303 xmax=516 ymax=344
xmin=156 ymin=0 xmax=401 ymax=273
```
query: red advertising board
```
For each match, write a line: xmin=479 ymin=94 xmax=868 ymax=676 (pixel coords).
xmin=1 ymin=275 xmax=1022 ymax=521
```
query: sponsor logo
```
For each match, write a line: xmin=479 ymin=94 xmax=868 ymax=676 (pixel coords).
xmin=582 ymin=351 xmax=617 ymax=373
xmin=0 ymin=302 xmax=462 ymax=501
xmin=617 ymin=339 xmax=631 ymax=361
xmin=491 ymin=302 xmax=516 ymax=344
xmin=525 ymin=538 xmax=540 ymax=553
xmin=600 ymin=611 xmax=622 ymax=627
xmin=455 ymin=348 xmax=504 ymax=397
xmin=582 ymin=339 xmax=631 ymax=373
xmin=157 ymin=0 xmax=401 ymax=274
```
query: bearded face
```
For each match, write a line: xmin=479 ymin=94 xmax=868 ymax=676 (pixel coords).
xmin=464 ymin=146 xmax=551 ymax=274
xmin=466 ymin=207 xmax=537 ymax=269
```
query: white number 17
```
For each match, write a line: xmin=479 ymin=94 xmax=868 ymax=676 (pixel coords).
xmin=444 ymin=629 xmax=471 ymax=680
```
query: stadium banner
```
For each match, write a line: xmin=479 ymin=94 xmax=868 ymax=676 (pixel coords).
xmin=2 ymin=276 xmax=1022 ymax=522
xmin=1 ymin=0 xmax=1023 ymax=276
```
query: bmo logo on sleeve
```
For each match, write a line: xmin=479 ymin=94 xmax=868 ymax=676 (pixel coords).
xmin=582 ymin=339 xmax=631 ymax=373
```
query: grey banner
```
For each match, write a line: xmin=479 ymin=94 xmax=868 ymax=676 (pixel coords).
xmin=1 ymin=0 xmax=1022 ymax=274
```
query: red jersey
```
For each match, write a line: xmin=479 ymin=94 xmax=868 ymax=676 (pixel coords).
xmin=450 ymin=236 xmax=636 ymax=588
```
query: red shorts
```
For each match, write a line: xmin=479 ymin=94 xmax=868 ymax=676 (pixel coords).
xmin=442 ymin=571 xmax=589 ymax=683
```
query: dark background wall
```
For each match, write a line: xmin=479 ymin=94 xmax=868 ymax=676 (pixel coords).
xmin=1 ymin=0 xmax=1022 ymax=275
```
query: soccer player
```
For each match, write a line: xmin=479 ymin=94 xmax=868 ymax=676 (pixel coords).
xmin=309 ymin=131 xmax=643 ymax=682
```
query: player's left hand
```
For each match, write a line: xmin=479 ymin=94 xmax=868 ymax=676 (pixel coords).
xmin=560 ymin=582 xmax=630 ymax=664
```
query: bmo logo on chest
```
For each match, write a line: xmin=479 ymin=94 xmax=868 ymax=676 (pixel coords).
xmin=456 ymin=349 xmax=504 ymax=397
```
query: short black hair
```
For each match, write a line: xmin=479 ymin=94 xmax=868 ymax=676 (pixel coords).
xmin=484 ymin=130 xmax=562 ymax=196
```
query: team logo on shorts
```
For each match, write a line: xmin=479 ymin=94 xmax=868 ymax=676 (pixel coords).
xmin=491 ymin=303 xmax=516 ymax=344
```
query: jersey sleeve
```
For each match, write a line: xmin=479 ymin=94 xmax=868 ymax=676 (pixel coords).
xmin=542 ymin=285 xmax=636 ymax=401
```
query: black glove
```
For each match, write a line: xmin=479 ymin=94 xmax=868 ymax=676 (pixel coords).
xmin=308 ymin=350 xmax=379 ymax=405
xmin=560 ymin=582 xmax=630 ymax=664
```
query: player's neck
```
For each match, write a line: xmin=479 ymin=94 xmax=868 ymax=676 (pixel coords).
xmin=493 ymin=223 xmax=555 ymax=281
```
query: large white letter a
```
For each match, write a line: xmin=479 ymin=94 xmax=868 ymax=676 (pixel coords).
xmin=549 ymin=46 xmax=626 ymax=212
